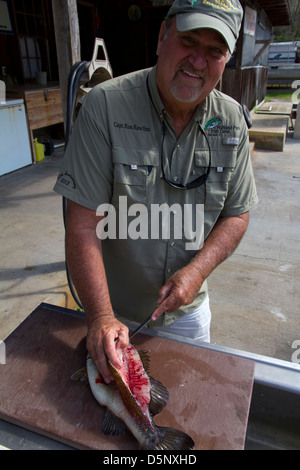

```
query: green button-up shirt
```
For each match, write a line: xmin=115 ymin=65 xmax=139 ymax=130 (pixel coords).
xmin=54 ymin=66 xmax=258 ymax=326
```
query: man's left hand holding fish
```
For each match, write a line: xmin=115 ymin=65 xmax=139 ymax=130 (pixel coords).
xmin=86 ymin=314 xmax=129 ymax=384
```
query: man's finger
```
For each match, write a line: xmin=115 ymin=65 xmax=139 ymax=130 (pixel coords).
xmin=91 ymin=342 xmax=115 ymax=384
xmin=151 ymin=302 xmax=166 ymax=322
xmin=115 ymin=326 xmax=129 ymax=351
xmin=97 ymin=360 xmax=114 ymax=384
xmin=157 ymin=283 xmax=172 ymax=304
xmin=103 ymin=330 xmax=123 ymax=369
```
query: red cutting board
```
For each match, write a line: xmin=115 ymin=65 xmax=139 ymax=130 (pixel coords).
xmin=0 ymin=304 xmax=254 ymax=450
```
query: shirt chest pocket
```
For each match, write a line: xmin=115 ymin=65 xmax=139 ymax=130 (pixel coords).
xmin=195 ymin=147 xmax=237 ymax=209
xmin=112 ymin=147 xmax=159 ymax=208
xmin=195 ymin=148 xmax=237 ymax=181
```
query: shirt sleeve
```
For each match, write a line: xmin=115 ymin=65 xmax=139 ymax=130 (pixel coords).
xmin=220 ymin=112 xmax=258 ymax=217
xmin=53 ymin=89 xmax=113 ymax=211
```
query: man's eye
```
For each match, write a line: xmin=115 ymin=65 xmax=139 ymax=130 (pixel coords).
xmin=210 ymin=46 xmax=225 ymax=57
xmin=181 ymin=36 xmax=196 ymax=46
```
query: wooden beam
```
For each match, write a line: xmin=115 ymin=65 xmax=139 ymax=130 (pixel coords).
xmin=51 ymin=0 xmax=81 ymax=129
xmin=253 ymin=39 xmax=271 ymax=64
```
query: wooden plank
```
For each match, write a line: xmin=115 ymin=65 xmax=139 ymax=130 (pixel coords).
xmin=257 ymin=102 xmax=293 ymax=115
xmin=0 ymin=304 xmax=255 ymax=450
xmin=24 ymin=89 xmax=63 ymax=130
xmin=249 ymin=114 xmax=289 ymax=151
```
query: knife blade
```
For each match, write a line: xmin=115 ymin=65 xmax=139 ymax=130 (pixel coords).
xmin=129 ymin=312 xmax=154 ymax=341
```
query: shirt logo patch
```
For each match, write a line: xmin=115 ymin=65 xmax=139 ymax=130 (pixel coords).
xmin=204 ymin=118 xmax=222 ymax=132
xmin=57 ymin=171 xmax=76 ymax=189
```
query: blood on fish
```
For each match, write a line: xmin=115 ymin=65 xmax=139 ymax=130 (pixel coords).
xmin=118 ymin=345 xmax=151 ymax=415
xmin=95 ymin=376 xmax=104 ymax=384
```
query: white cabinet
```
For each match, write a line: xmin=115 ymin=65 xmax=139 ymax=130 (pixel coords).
xmin=0 ymin=99 xmax=32 ymax=176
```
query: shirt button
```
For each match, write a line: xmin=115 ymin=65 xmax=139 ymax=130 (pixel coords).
xmin=167 ymin=268 xmax=171 ymax=273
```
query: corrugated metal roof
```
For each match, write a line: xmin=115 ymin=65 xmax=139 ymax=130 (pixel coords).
xmin=259 ymin=0 xmax=291 ymax=26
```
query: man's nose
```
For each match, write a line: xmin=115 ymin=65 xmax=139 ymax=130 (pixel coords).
xmin=189 ymin=49 xmax=207 ymax=69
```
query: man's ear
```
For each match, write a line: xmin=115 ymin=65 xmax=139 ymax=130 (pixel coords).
xmin=156 ymin=21 xmax=166 ymax=56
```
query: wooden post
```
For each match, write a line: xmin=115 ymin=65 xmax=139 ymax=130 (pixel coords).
xmin=294 ymin=100 xmax=300 ymax=139
xmin=51 ymin=0 xmax=81 ymax=129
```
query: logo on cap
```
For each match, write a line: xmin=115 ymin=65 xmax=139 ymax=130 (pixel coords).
xmin=192 ymin=0 xmax=240 ymax=11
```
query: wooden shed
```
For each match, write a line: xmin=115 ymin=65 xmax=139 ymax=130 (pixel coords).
xmin=0 ymin=0 xmax=292 ymax=118
xmin=220 ymin=0 xmax=291 ymax=110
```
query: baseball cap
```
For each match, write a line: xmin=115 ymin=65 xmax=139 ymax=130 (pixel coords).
xmin=167 ymin=0 xmax=243 ymax=54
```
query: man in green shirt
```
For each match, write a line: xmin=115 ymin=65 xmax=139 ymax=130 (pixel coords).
xmin=54 ymin=0 xmax=258 ymax=384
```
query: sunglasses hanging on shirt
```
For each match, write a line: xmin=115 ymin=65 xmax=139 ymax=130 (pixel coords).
xmin=161 ymin=121 xmax=211 ymax=190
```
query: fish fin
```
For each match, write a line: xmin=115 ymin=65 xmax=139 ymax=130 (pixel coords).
xmin=71 ymin=367 xmax=88 ymax=383
xmin=155 ymin=426 xmax=195 ymax=450
xmin=137 ymin=349 xmax=151 ymax=373
xmin=101 ymin=409 xmax=126 ymax=436
xmin=149 ymin=376 xmax=169 ymax=416
xmin=138 ymin=350 xmax=170 ymax=415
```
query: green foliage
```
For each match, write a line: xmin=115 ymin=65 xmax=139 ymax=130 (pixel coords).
xmin=273 ymin=0 xmax=300 ymax=42
xmin=265 ymin=88 xmax=293 ymax=102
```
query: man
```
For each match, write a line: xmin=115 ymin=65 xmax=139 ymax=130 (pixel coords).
xmin=54 ymin=0 xmax=258 ymax=384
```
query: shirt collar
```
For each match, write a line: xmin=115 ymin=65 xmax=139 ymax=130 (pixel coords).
xmin=147 ymin=65 xmax=207 ymax=125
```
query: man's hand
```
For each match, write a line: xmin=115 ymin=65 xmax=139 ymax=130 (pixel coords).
xmin=151 ymin=265 xmax=204 ymax=321
xmin=86 ymin=315 xmax=129 ymax=384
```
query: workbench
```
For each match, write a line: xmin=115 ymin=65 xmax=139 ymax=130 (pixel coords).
xmin=0 ymin=303 xmax=255 ymax=451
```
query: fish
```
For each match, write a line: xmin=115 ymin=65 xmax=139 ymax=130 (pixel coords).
xmin=72 ymin=343 xmax=194 ymax=450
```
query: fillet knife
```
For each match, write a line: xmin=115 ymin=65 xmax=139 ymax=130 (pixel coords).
xmin=129 ymin=312 xmax=154 ymax=340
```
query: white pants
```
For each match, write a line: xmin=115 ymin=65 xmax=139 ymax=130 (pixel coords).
xmin=151 ymin=295 xmax=211 ymax=344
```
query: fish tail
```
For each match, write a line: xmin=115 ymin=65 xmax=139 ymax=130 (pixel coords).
xmin=155 ymin=426 xmax=194 ymax=450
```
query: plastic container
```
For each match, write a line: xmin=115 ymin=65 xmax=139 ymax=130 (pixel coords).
xmin=34 ymin=138 xmax=45 ymax=162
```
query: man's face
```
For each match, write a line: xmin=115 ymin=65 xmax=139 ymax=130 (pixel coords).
xmin=156 ymin=19 xmax=230 ymax=111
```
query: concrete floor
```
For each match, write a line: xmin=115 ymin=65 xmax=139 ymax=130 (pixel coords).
xmin=210 ymin=135 xmax=300 ymax=361
xmin=0 ymin=136 xmax=299 ymax=363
